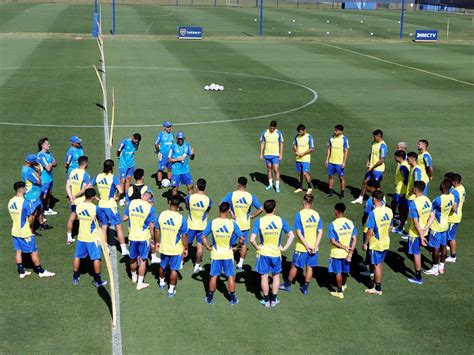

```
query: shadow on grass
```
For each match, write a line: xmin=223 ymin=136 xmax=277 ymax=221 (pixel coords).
xmin=192 ymin=264 xmax=232 ymax=301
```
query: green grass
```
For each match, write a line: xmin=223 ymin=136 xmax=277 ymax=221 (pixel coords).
xmin=1 ymin=4 xmax=473 ymax=354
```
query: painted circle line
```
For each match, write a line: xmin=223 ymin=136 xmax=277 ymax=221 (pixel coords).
xmin=0 ymin=66 xmax=318 ymax=128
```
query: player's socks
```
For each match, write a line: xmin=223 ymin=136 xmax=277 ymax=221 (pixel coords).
xmin=33 ymin=264 xmax=45 ymax=274
xmin=17 ymin=263 xmax=25 ymax=274
xmin=375 ymin=282 xmax=382 ymax=292
xmin=275 ymin=181 xmax=280 ymax=188
xmin=264 ymin=295 xmax=270 ymax=303
xmin=268 ymin=179 xmax=273 ymax=186
xmin=230 ymin=292 xmax=238 ymax=305
xmin=168 ymin=285 xmax=176 ymax=297
xmin=207 ymin=291 xmax=214 ymax=300
xmin=159 ymin=277 xmax=166 ymax=289
xmin=67 ymin=232 xmax=73 ymax=241
xmin=340 ymin=190 xmax=345 ymax=198
xmin=237 ymin=258 xmax=244 ymax=269
xmin=73 ymin=271 xmax=80 ymax=279
xmin=326 ymin=188 xmax=333 ymax=197
xmin=120 ymin=244 xmax=129 ymax=255
xmin=439 ymin=262 xmax=445 ymax=274
xmin=94 ymin=273 xmax=103 ymax=283
xmin=337 ymin=286 xmax=343 ymax=292
xmin=415 ymin=271 xmax=422 ymax=280
xmin=131 ymin=271 xmax=138 ymax=283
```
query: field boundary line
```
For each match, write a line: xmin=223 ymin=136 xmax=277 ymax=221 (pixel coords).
xmin=320 ymin=42 xmax=474 ymax=87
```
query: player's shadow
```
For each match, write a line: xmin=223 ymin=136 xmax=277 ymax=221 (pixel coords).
xmin=313 ymin=266 xmax=333 ymax=291
xmin=397 ymin=241 xmax=433 ymax=270
xmin=349 ymin=249 xmax=373 ymax=288
xmin=48 ymin=194 xmax=60 ymax=209
xmin=384 ymin=250 xmax=413 ymax=278
xmin=280 ymin=175 xmax=300 ymax=189
xmin=160 ymin=189 xmax=187 ymax=205
xmin=192 ymin=264 xmax=231 ymax=301
xmin=346 ymin=185 xmax=363 ymax=199
xmin=249 ymin=172 xmax=268 ymax=186
xmin=235 ymin=265 xmax=262 ymax=300
xmin=311 ymin=178 xmax=330 ymax=194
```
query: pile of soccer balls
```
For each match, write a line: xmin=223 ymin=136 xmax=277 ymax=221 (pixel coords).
xmin=204 ymin=83 xmax=224 ymax=91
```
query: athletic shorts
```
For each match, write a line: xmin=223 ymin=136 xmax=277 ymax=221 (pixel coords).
xmin=129 ymin=240 xmax=150 ymax=260
xmin=408 ymin=237 xmax=421 ymax=255
xmin=264 ymin=155 xmax=279 ymax=166
xmin=41 ymin=181 xmax=53 ymax=195
xmin=255 ymin=255 xmax=282 ymax=275
xmin=119 ymin=167 xmax=134 ymax=179
xmin=370 ymin=250 xmax=387 ymax=265
xmin=70 ymin=204 xmax=77 ymax=213
xmin=327 ymin=163 xmax=344 ymax=176
xmin=160 ymin=254 xmax=182 ymax=271
xmin=328 ymin=258 xmax=350 ymax=274
xmin=75 ymin=240 xmax=101 ymax=260
xmin=171 ymin=173 xmax=193 ymax=187
xmin=100 ymin=207 xmax=121 ymax=226
xmin=12 ymin=236 xmax=37 ymax=253
xmin=241 ymin=230 xmax=250 ymax=244
xmin=188 ymin=229 xmax=203 ymax=245
xmin=210 ymin=259 xmax=235 ymax=277
xmin=158 ymin=156 xmax=172 ymax=171
xmin=27 ymin=198 xmax=43 ymax=213
xmin=428 ymin=231 xmax=447 ymax=249
xmin=292 ymin=251 xmax=318 ymax=268
xmin=365 ymin=170 xmax=384 ymax=181
xmin=393 ymin=194 xmax=408 ymax=209
xmin=423 ymin=182 xmax=429 ymax=196
xmin=448 ymin=223 xmax=459 ymax=241
xmin=295 ymin=162 xmax=310 ymax=173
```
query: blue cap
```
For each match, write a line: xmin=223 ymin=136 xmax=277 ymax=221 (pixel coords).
xmin=163 ymin=121 xmax=172 ymax=128
xmin=25 ymin=153 xmax=37 ymax=163
xmin=176 ymin=131 xmax=185 ymax=140
xmin=70 ymin=135 xmax=82 ymax=144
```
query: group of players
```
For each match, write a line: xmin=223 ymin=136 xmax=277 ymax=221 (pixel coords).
xmin=8 ymin=120 xmax=466 ymax=306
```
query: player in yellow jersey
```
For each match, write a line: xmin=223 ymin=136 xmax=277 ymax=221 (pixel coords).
xmin=391 ymin=150 xmax=410 ymax=235
xmin=406 ymin=181 xmax=431 ymax=285
xmin=280 ymin=195 xmax=323 ymax=295
xmin=352 ymin=129 xmax=388 ymax=204
xmin=201 ymin=202 xmax=244 ymax=305
xmin=446 ymin=173 xmax=465 ymax=263
xmin=328 ymin=203 xmax=357 ymax=299
xmin=417 ymin=139 xmax=433 ymax=186
xmin=73 ymin=188 xmax=107 ymax=287
xmin=362 ymin=191 xmax=393 ymax=295
xmin=293 ymin=124 xmax=315 ymax=195
xmin=66 ymin=156 xmax=90 ymax=245
xmin=221 ymin=177 xmax=263 ymax=271
xmin=250 ymin=200 xmax=295 ymax=307
xmin=155 ymin=197 xmax=188 ymax=297
xmin=185 ymin=178 xmax=212 ymax=274
xmin=325 ymin=124 xmax=349 ymax=198
xmin=8 ymin=181 xmax=55 ymax=279
xmin=123 ymin=188 xmax=155 ymax=291
xmin=260 ymin=120 xmax=284 ymax=193
xmin=424 ymin=180 xmax=456 ymax=276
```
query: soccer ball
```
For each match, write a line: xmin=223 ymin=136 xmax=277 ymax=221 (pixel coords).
xmin=204 ymin=85 xmax=210 ymax=91
xmin=161 ymin=179 xmax=171 ymax=188
xmin=288 ymin=31 xmax=292 ymax=34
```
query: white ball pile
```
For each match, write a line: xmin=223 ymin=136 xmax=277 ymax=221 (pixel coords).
xmin=204 ymin=83 xmax=224 ymax=91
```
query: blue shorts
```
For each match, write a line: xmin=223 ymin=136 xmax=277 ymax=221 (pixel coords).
xmin=210 ymin=259 xmax=235 ymax=277
xmin=171 ymin=173 xmax=193 ymax=187
xmin=365 ymin=170 xmax=383 ymax=181
xmin=100 ymin=207 xmax=121 ymax=226
xmin=27 ymin=198 xmax=42 ymax=213
xmin=158 ymin=156 xmax=172 ymax=171
xmin=74 ymin=240 xmax=101 ymax=260
xmin=241 ymin=230 xmax=249 ymax=244
xmin=393 ymin=194 xmax=408 ymax=209
xmin=12 ymin=236 xmax=38 ymax=253
xmin=70 ymin=204 xmax=77 ymax=213
xmin=129 ymin=240 xmax=150 ymax=260
xmin=160 ymin=254 xmax=182 ymax=271
xmin=328 ymin=258 xmax=350 ymax=274
xmin=292 ymin=251 xmax=318 ymax=268
xmin=428 ymin=231 xmax=447 ymax=248
xmin=327 ymin=163 xmax=344 ymax=177
xmin=295 ymin=162 xmax=310 ymax=173
xmin=41 ymin=181 xmax=53 ymax=195
xmin=408 ymin=237 xmax=421 ymax=255
xmin=448 ymin=223 xmax=458 ymax=241
xmin=188 ymin=229 xmax=203 ymax=245
xmin=255 ymin=255 xmax=282 ymax=275
xmin=119 ymin=167 xmax=134 ymax=179
xmin=370 ymin=250 xmax=387 ymax=265
xmin=264 ymin=155 xmax=279 ymax=166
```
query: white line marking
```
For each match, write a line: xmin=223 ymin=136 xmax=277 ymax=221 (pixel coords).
xmin=320 ymin=42 xmax=474 ymax=87
xmin=144 ymin=20 xmax=156 ymax=35
xmin=0 ymin=66 xmax=318 ymax=128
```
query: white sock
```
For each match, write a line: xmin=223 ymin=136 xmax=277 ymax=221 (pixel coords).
xmin=276 ymin=181 xmax=280 ymax=188
xmin=67 ymin=232 xmax=73 ymax=240
xmin=121 ymin=243 xmax=127 ymax=251
xmin=131 ymin=271 xmax=137 ymax=279
xmin=433 ymin=264 xmax=439 ymax=271
xmin=159 ymin=277 xmax=166 ymax=286
xmin=268 ymin=179 xmax=273 ymax=186
xmin=357 ymin=196 xmax=363 ymax=201
xmin=169 ymin=285 xmax=176 ymax=293
xmin=138 ymin=275 xmax=144 ymax=285
xmin=440 ymin=262 xmax=445 ymax=269
xmin=194 ymin=263 xmax=200 ymax=269
xmin=237 ymin=258 xmax=244 ymax=268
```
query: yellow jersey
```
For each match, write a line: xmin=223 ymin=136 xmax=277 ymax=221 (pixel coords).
xmin=156 ymin=210 xmax=187 ymax=256
xmin=261 ymin=129 xmax=283 ymax=156
xmin=369 ymin=141 xmax=388 ymax=172
xmin=203 ymin=218 xmax=242 ymax=260
xmin=366 ymin=206 xmax=393 ymax=251
xmin=328 ymin=134 xmax=349 ymax=165
xmin=394 ymin=160 xmax=410 ymax=195
xmin=417 ymin=151 xmax=433 ymax=175
xmin=91 ymin=173 xmax=120 ymax=208
xmin=76 ymin=201 xmax=104 ymax=243
xmin=186 ymin=193 xmax=212 ymax=231
xmin=125 ymin=199 xmax=155 ymax=241
xmin=8 ymin=196 xmax=33 ymax=238
xmin=430 ymin=194 xmax=455 ymax=233
xmin=328 ymin=217 xmax=357 ymax=259
xmin=69 ymin=168 xmax=91 ymax=206
xmin=222 ymin=190 xmax=262 ymax=231
xmin=293 ymin=209 xmax=323 ymax=253
xmin=406 ymin=165 xmax=429 ymax=201
xmin=252 ymin=215 xmax=291 ymax=257
xmin=293 ymin=133 xmax=314 ymax=163
xmin=408 ymin=196 xmax=432 ymax=238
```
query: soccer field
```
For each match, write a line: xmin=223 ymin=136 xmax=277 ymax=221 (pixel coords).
xmin=0 ymin=3 xmax=473 ymax=354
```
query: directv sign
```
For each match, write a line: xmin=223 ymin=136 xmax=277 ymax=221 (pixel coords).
xmin=415 ymin=30 xmax=438 ymax=43
xmin=178 ymin=27 xmax=203 ymax=40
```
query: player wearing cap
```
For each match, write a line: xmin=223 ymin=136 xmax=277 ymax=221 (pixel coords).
xmin=168 ymin=131 xmax=195 ymax=197
xmin=154 ymin=121 xmax=174 ymax=188
xmin=325 ymin=124 xmax=349 ymax=199
xmin=352 ymin=129 xmax=388 ymax=204
xmin=260 ymin=120 xmax=284 ymax=193
xmin=202 ymin=202 xmax=244 ymax=305
xmin=155 ymin=197 xmax=189 ymax=297
xmin=65 ymin=136 xmax=84 ymax=176
xmin=73 ymin=188 xmax=108 ymax=287
xmin=117 ymin=133 xmax=142 ymax=206
xmin=8 ymin=181 xmax=55 ymax=279
xmin=123 ymin=188 xmax=156 ymax=291
xmin=37 ymin=137 xmax=58 ymax=216
xmin=66 ymin=156 xmax=91 ymax=245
